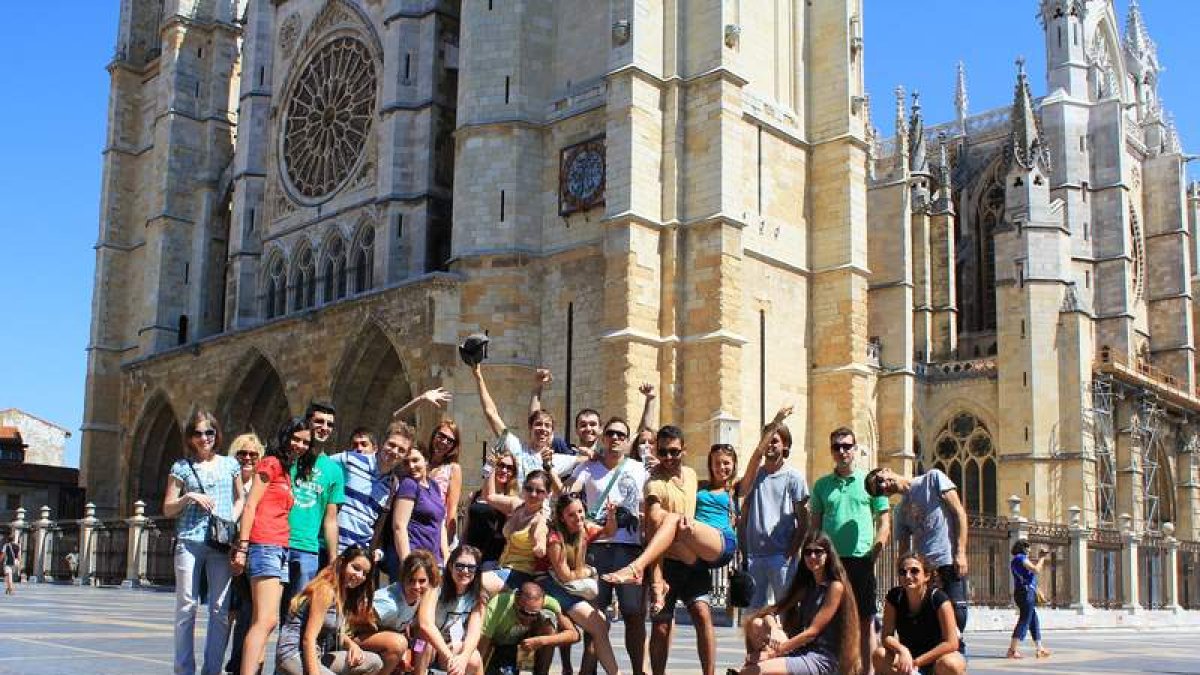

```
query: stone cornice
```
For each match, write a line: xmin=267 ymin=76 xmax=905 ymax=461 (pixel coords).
xmin=598 ymin=328 xmax=679 ymax=347
xmin=681 ymin=329 xmax=749 ymax=347
xmin=743 ymin=249 xmax=810 ymax=277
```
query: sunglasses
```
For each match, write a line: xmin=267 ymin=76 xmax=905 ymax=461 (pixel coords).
xmin=190 ymin=429 xmax=217 ymax=438
xmin=236 ymin=451 xmax=260 ymax=460
xmin=831 ymin=442 xmax=855 ymax=452
xmin=496 ymin=463 xmax=515 ymax=473
xmin=453 ymin=562 xmax=478 ymax=574
xmin=604 ymin=429 xmax=628 ymax=440
xmin=656 ymin=447 xmax=683 ymax=458
xmin=523 ymin=485 xmax=548 ymax=495
xmin=434 ymin=431 xmax=458 ymax=445
xmin=899 ymin=566 xmax=924 ymax=577
xmin=802 ymin=548 xmax=827 ymax=558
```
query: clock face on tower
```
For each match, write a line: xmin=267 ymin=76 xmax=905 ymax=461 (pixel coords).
xmin=559 ymin=138 xmax=606 ymax=215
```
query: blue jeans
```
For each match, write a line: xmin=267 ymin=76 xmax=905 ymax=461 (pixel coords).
xmin=746 ymin=552 xmax=794 ymax=611
xmin=281 ymin=549 xmax=320 ymax=623
xmin=1012 ymin=586 xmax=1041 ymax=642
xmin=936 ymin=564 xmax=969 ymax=654
xmin=173 ymin=539 xmax=233 ymax=675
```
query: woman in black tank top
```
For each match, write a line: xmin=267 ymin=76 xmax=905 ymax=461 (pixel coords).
xmin=873 ymin=552 xmax=965 ymax=675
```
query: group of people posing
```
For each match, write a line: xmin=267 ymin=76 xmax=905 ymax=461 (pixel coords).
xmin=164 ymin=362 xmax=1049 ymax=675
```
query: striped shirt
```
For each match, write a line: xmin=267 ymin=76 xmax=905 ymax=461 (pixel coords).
xmin=169 ymin=455 xmax=240 ymax=543
xmin=330 ymin=451 xmax=395 ymax=552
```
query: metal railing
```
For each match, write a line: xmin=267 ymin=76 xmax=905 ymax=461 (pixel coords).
xmin=1026 ymin=521 xmax=1072 ymax=608
xmin=1088 ymin=528 xmax=1124 ymax=609
xmin=47 ymin=522 xmax=81 ymax=582
xmin=142 ymin=518 xmax=176 ymax=586
xmin=93 ymin=521 xmax=130 ymax=586
xmin=1139 ymin=535 xmax=1170 ymax=609
xmin=965 ymin=513 xmax=1011 ymax=607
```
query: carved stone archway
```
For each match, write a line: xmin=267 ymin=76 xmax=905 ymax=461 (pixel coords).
xmin=129 ymin=392 xmax=184 ymax=514
xmin=219 ymin=348 xmax=292 ymax=448
xmin=330 ymin=322 xmax=413 ymax=448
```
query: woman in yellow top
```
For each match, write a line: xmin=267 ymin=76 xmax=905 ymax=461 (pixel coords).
xmin=481 ymin=469 xmax=552 ymax=595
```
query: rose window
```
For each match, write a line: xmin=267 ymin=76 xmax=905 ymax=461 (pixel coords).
xmin=281 ymin=36 xmax=376 ymax=202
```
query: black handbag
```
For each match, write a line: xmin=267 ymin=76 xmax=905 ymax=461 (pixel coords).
xmin=187 ymin=459 xmax=237 ymax=552
xmin=728 ymin=551 xmax=756 ymax=608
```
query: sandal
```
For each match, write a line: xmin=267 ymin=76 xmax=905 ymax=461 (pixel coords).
xmin=647 ymin=580 xmax=669 ymax=615
xmin=1036 ymin=648 xmax=1052 ymax=658
xmin=601 ymin=564 xmax=643 ymax=586
xmin=1006 ymin=649 xmax=1024 ymax=659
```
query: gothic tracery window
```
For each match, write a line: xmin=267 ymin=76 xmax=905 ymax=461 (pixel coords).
xmin=281 ymin=36 xmax=377 ymax=203
xmin=930 ymin=412 xmax=997 ymax=515
xmin=292 ymin=246 xmax=316 ymax=311
xmin=265 ymin=254 xmax=287 ymax=319
xmin=351 ymin=225 xmax=375 ymax=294
xmin=1130 ymin=207 xmax=1145 ymax=301
xmin=323 ymin=237 xmax=348 ymax=303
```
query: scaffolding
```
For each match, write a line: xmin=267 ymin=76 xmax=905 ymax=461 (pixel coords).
xmin=1131 ymin=393 xmax=1165 ymax=529
xmin=1090 ymin=376 xmax=1119 ymax=528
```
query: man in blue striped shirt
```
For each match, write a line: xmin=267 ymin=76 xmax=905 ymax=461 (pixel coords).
xmin=330 ymin=420 xmax=413 ymax=553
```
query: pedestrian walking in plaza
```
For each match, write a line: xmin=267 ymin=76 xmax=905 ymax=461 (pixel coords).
xmin=478 ymin=582 xmax=580 ymax=675
xmin=224 ymin=433 xmax=264 ymax=674
xmin=163 ymin=410 xmax=243 ymax=675
xmin=737 ymin=532 xmax=860 ymax=675
xmin=275 ymin=546 xmax=383 ymax=675
xmin=1007 ymin=540 xmax=1051 ymax=660
xmin=567 ymin=416 xmax=649 ymax=675
xmin=415 ymin=544 xmax=487 ymax=675
xmin=232 ymin=416 xmax=309 ymax=675
xmin=865 ymin=466 xmax=970 ymax=643
xmin=1 ymin=536 xmax=18 ymax=595
xmin=811 ymin=427 xmax=890 ymax=674
xmin=872 ymin=552 xmax=965 ymax=675
xmin=389 ymin=443 xmax=449 ymax=572
xmin=739 ymin=406 xmax=810 ymax=611
xmin=281 ymin=403 xmax=347 ymax=621
xmin=542 ymin=492 xmax=623 ymax=675
xmin=481 ymin=469 xmax=552 ymax=595
xmin=362 ymin=550 xmax=440 ymax=673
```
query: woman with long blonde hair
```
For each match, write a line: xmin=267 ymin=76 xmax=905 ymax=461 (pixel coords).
xmin=275 ymin=546 xmax=382 ymax=674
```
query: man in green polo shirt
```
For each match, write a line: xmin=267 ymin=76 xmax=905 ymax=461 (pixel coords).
xmin=811 ymin=426 xmax=890 ymax=675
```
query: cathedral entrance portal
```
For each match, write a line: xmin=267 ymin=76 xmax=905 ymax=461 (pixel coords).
xmin=220 ymin=349 xmax=291 ymax=450
xmin=331 ymin=323 xmax=413 ymax=449
xmin=128 ymin=393 xmax=184 ymax=514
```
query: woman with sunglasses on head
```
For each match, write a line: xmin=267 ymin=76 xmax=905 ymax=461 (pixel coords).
xmin=276 ymin=546 xmax=383 ymax=675
xmin=737 ymin=533 xmax=860 ymax=675
xmin=362 ymin=550 xmax=440 ymax=674
xmin=463 ymin=453 xmax=517 ymax=570
xmin=481 ymin=469 xmax=553 ymax=596
xmin=163 ymin=410 xmax=243 ymax=675
xmin=225 ymin=433 xmax=265 ymax=675
xmin=873 ymin=552 xmax=965 ymax=675
xmin=389 ymin=444 xmax=449 ymax=577
xmin=416 ymin=545 xmax=487 ymax=675
xmin=232 ymin=416 xmax=311 ymax=675
xmin=428 ymin=420 xmax=464 ymax=546
xmin=540 ymin=493 xmax=623 ymax=675
xmin=629 ymin=383 xmax=659 ymax=472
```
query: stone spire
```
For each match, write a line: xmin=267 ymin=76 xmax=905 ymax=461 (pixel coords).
xmin=935 ymin=131 xmax=952 ymax=202
xmin=909 ymin=91 xmax=927 ymax=174
xmin=955 ymin=61 xmax=969 ymax=133
xmin=894 ymin=85 xmax=909 ymax=173
xmin=1008 ymin=57 xmax=1050 ymax=172
xmin=1125 ymin=0 xmax=1157 ymax=62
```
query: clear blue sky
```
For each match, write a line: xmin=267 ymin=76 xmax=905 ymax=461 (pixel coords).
xmin=0 ymin=2 xmax=1196 ymax=470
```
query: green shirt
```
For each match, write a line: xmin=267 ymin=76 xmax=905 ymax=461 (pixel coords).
xmin=288 ymin=454 xmax=346 ymax=552
xmin=481 ymin=591 xmax=561 ymax=646
xmin=811 ymin=469 xmax=889 ymax=558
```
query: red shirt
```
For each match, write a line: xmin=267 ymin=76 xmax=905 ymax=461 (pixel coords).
xmin=249 ymin=456 xmax=293 ymax=547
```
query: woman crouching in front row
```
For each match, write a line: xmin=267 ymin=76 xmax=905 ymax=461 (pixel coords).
xmin=736 ymin=532 xmax=860 ymax=675
xmin=872 ymin=552 xmax=965 ymax=675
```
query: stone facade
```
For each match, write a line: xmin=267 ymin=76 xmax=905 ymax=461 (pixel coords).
xmin=83 ymin=0 xmax=1198 ymax=540
xmin=868 ymin=0 xmax=1200 ymax=539
xmin=0 ymin=409 xmax=70 ymax=467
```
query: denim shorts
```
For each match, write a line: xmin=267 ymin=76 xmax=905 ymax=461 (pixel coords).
xmin=709 ymin=529 xmax=736 ymax=569
xmin=247 ymin=543 xmax=289 ymax=582
xmin=492 ymin=567 xmax=536 ymax=591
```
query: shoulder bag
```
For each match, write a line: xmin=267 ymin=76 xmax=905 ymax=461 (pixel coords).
xmin=726 ymin=486 xmax=755 ymax=608
xmin=186 ymin=458 xmax=237 ymax=552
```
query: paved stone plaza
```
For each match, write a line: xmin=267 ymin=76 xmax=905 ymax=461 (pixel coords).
xmin=0 ymin=585 xmax=1196 ymax=674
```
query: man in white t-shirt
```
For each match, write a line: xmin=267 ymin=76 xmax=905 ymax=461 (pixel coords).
xmin=569 ymin=417 xmax=648 ymax=675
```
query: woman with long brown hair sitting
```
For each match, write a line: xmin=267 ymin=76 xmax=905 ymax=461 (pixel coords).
xmin=736 ymin=532 xmax=861 ymax=675
xmin=275 ymin=546 xmax=382 ymax=674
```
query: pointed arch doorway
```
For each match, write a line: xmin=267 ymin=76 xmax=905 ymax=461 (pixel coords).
xmin=129 ymin=393 xmax=185 ymax=514
xmin=220 ymin=349 xmax=291 ymax=449
xmin=331 ymin=323 xmax=413 ymax=449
